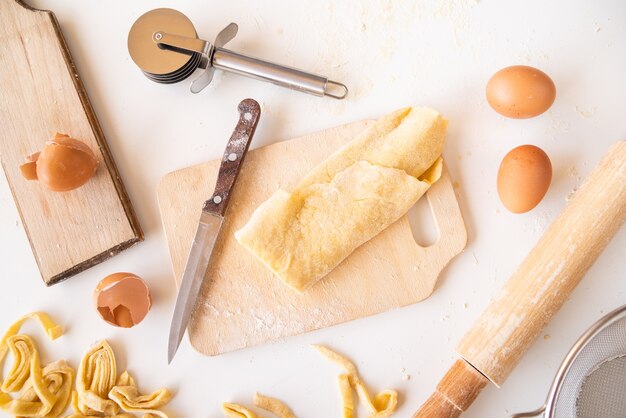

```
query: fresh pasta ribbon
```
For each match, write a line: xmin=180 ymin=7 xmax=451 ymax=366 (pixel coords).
xmin=0 ymin=312 xmax=63 ymax=386
xmin=72 ymin=340 xmax=172 ymax=418
xmin=0 ymin=313 xmax=72 ymax=418
xmin=116 ymin=371 xmax=135 ymax=387
xmin=314 ymin=345 xmax=398 ymax=418
xmin=222 ymin=402 xmax=259 ymax=418
xmin=16 ymin=360 xmax=75 ymax=418
xmin=65 ymin=414 xmax=134 ymax=418
xmin=74 ymin=340 xmax=119 ymax=416
xmin=108 ymin=384 xmax=172 ymax=418
xmin=222 ymin=393 xmax=296 ymax=418
xmin=338 ymin=374 xmax=355 ymax=418
xmin=0 ymin=315 xmax=172 ymax=418
xmin=254 ymin=393 xmax=296 ymax=418
xmin=0 ymin=335 xmax=56 ymax=417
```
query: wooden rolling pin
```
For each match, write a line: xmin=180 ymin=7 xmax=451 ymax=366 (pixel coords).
xmin=414 ymin=141 xmax=626 ymax=417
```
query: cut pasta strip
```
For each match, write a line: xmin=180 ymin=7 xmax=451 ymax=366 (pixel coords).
xmin=222 ymin=402 xmax=260 ymax=418
xmin=116 ymin=371 xmax=135 ymax=387
xmin=109 ymin=384 xmax=172 ymax=418
xmin=0 ymin=312 xmax=62 ymax=386
xmin=74 ymin=341 xmax=172 ymax=418
xmin=74 ymin=340 xmax=119 ymax=416
xmin=0 ymin=314 xmax=171 ymax=418
xmin=254 ymin=393 xmax=296 ymax=418
xmin=314 ymin=345 xmax=398 ymax=418
xmin=15 ymin=359 xmax=74 ymax=418
xmin=0 ymin=335 xmax=55 ymax=416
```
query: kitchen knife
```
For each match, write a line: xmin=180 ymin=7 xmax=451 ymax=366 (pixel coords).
xmin=413 ymin=141 xmax=625 ymax=417
xmin=168 ymin=98 xmax=260 ymax=363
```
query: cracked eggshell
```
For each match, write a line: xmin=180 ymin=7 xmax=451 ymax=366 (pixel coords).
xmin=94 ymin=272 xmax=152 ymax=328
xmin=34 ymin=133 xmax=99 ymax=191
xmin=19 ymin=152 xmax=40 ymax=180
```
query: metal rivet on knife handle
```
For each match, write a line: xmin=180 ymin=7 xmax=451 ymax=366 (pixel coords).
xmin=202 ymin=99 xmax=260 ymax=217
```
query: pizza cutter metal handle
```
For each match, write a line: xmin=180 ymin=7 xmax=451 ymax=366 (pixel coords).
xmin=154 ymin=25 xmax=347 ymax=99
xmin=211 ymin=47 xmax=348 ymax=99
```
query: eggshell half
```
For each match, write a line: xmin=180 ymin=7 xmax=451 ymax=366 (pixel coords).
xmin=19 ymin=152 xmax=40 ymax=180
xmin=94 ymin=272 xmax=152 ymax=328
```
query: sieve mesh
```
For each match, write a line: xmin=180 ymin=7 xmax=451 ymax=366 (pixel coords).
xmin=551 ymin=312 xmax=626 ymax=418
xmin=576 ymin=355 xmax=626 ymax=417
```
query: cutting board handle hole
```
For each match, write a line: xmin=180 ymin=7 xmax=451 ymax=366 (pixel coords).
xmin=407 ymin=195 xmax=439 ymax=247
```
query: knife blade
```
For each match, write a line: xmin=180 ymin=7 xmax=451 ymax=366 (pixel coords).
xmin=168 ymin=98 xmax=261 ymax=363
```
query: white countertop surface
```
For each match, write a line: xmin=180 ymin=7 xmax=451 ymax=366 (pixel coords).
xmin=1 ymin=1 xmax=625 ymax=417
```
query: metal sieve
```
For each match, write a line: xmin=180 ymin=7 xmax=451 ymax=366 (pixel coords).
xmin=511 ymin=304 xmax=626 ymax=418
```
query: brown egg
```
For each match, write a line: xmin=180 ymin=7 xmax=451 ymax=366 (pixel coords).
xmin=497 ymin=145 xmax=552 ymax=213
xmin=34 ymin=133 xmax=98 ymax=192
xmin=486 ymin=65 xmax=556 ymax=118
xmin=94 ymin=272 xmax=152 ymax=328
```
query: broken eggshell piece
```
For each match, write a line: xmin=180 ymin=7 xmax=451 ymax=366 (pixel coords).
xmin=20 ymin=133 xmax=98 ymax=191
xmin=94 ymin=272 xmax=152 ymax=328
xmin=19 ymin=152 xmax=40 ymax=180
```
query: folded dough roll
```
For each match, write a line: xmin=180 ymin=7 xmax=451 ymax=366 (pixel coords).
xmin=235 ymin=106 xmax=447 ymax=292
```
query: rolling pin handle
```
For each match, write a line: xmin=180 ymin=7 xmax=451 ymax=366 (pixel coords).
xmin=413 ymin=391 xmax=462 ymax=418
xmin=413 ymin=359 xmax=489 ymax=418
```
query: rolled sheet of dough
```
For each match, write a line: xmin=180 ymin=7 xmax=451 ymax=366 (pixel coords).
xmin=235 ymin=106 xmax=447 ymax=292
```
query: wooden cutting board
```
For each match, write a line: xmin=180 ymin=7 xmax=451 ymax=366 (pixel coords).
xmin=0 ymin=0 xmax=142 ymax=285
xmin=158 ymin=120 xmax=467 ymax=356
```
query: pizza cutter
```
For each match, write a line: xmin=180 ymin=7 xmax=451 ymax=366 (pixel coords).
xmin=127 ymin=8 xmax=348 ymax=98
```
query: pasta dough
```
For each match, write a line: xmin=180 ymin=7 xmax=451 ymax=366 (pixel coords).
xmin=235 ymin=106 xmax=446 ymax=291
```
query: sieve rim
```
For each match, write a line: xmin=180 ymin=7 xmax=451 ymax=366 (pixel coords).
xmin=511 ymin=304 xmax=626 ymax=418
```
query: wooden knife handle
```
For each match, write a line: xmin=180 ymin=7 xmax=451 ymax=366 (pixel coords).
xmin=203 ymin=98 xmax=261 ymax=216
xmin=414 ymin=141 xmax=626 ymax=417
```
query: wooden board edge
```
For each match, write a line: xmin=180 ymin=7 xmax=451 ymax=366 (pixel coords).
xmin=426 ymin=165 xmax=468 ymax=273
xmin=45 ymin=236 xmax=142 ymax=286
xmin=1 ymin=159 xmax=142 ymax=287
xmin=12 ymin=0 xmax=48 ymax=13
xmin=47 ymin=7 xmax=143 ymax=242
xmin=415 ymin=170 xmax=467 ymax=298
